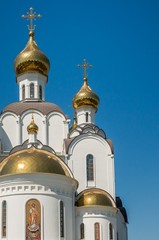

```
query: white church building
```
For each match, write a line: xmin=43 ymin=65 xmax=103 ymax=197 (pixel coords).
xmin=0 ymin=8 xmax=128 ymax=240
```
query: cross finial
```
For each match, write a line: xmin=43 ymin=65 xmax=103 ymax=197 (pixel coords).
xmin=77 ymin=59 xmax=92 ymax=78
xmin=22 ymin=7 xmax=41 ymax=32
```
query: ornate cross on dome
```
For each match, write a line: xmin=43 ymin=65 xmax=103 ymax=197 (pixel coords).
xmin=22 ymin=7 xmax=41 ymax=31
xmin=78 ymin=59 xmax=92 ymax=78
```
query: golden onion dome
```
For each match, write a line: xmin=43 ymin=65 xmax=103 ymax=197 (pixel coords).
xmin=0 ymin=147 xmax=72 ymax=177
xmin=72 ymin=77 xmax=99 ymax=110
xmin=14 ymin=31 xmax=50 ymax=76
xmin=27 ymin=117 xmax=38 ymax=134
xmin=76 ymin=188 xmax=115 ymax=207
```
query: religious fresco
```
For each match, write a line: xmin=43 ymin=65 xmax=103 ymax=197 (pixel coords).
xmin=26 ymin=199 xmax=41 ymax=240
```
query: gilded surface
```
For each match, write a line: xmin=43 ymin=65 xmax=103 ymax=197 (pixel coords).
xmin=26 ymin=199 xmax=41 ymax=240
xmin=14 ymin=32 xmax=50 ymax=75
xmin=73 ymin=78 xmax=99 ymax=109
xmin=27 ymin=118 xmax=39 ymax=134
xmin=76 ymin=188 xmax=114 ymax=207
xmin=0 ymin=147 xmax=71 ymax=177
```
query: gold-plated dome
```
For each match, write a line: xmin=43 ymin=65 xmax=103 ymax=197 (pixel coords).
xmin=72 ymin=77 xmax=100 ymax=110
xmin=76 ymin=188 xmax=115 ymax=207
xmin=14 ymin=31 xmax=50 ymax=76
xmin=27 ymin=116 xmax=38 ymax=134
xmin=0 ymin=147 xmax=72 ymax=177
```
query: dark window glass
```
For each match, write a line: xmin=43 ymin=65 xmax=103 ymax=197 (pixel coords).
xmin=30 ymin=83 xmax=34 ymax=98
xmin=39 ymin=85 xmax=42 ymax=100
xmin=109 ymin=223 xmax=113 ymax=240
xmin=80 ymin=223 xmax=84 ymax=239
xmin=86 ymin=112 xmax=89 ymax=122
xmin=22 ymin=85 xmax=25 ymax=100
xmin=86 ymin=154 xmax=94 ymax=181
xmin=2 ymin=201 xmax=6 ymax=237
xmin=60 ymin=201 xmax=64 ymax=237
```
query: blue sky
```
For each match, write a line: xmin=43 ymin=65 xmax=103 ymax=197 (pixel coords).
xmin=0 ymin=0 xmax=159 ymax=239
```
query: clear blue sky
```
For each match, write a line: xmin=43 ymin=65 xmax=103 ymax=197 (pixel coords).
xmin=0 ymin=0 xmax=159 ymax=239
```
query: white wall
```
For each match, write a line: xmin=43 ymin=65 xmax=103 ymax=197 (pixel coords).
xmin=0 ymin=113 xmax=19 ymax=152
xmin=0 ymin=109 xmax=68 ymax=155
xmin=67 ymin=135 xmax=115 ymax=198
xmin=0 ymin=174 xmax=77 ymax=240
xmin=76 ymin=206 xmax=118 ymax=240
xmin=48 ymin=112 xmax=67 ymax=154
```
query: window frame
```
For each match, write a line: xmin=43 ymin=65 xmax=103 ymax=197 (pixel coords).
xmin=109 ymin=223 xmax=113 ymax=240
xmin=94 ymin=222 xmax=100 ymax=240
xmin=39 ymin=85 xmax=42 ymax=100
xmin=60 ymin=200 xmax=64 ymax=238
xmin=80 ymin=223 xmax=85 ymax=239
xmin=2 ymin=200 xmax=7 ymax=238
xmin=30 ymin=83 xmax=34 ymax=98
xmin=86 ymin=154 xmax=94 ymax=181
xmin=22 ymin=84 xmax=25 ymax=100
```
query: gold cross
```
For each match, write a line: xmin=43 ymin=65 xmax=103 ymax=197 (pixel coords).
xmin=22 ymin=7 xmax=41 ymax=31
xmin=77 ymin=59 xmax=92 ymax=78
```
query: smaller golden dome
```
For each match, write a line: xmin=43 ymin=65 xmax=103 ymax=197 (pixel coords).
xmin=72 ymin=77 xmax=99 ymax=110
xmin=14 ymin=31 xmax=50 ymax=76
xmin=0 ymin=147 xmax=72 ymax=177
xmin=76 ymin=188 xmax=115 ymax=207
xmin=27 ymin=117 xmax=38 ymax=134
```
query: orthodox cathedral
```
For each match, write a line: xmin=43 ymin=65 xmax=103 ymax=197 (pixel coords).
xmin=0 ymin=8 xmax=128 ymax=240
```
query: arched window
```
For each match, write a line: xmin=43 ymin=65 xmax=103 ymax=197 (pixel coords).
xmin=22 ymin=85 xmax=25 ymax=100
xmin=30 ymin=83 xmax=34 ymax=98
xmin=86 ymin=154 xmax=94 ymax=181
xmin=39 ymin=85 xmax=42 ymax=100
xmin=2 ymin=201 xmax=6 ymax=238
xmin=86 ymin=112 xmax=89 ymax=122
xmin=109 ymin=223 xmax=113 ymax=240
xmin=94 ymin=222 xmax=100 ymax=240
xmin=60 ymin=201 xmax=64 ymax=237
xmin=80 ymin=223 xmax=85 ymax=239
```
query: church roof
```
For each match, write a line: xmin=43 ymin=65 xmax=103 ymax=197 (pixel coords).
xmin=2 ymin=101 xmax=65 ymax=116
xmin=76 ymin=188 xmax=116 ymax=207
xmin=0 ymin=146 xmax=73 ymax=177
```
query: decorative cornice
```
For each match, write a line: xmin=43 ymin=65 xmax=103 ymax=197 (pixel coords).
xmin=69 ymin=123 xmax=106 ymax=138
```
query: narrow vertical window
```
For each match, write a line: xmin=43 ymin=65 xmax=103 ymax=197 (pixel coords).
xmin=2 ymin=201 xmax=6 ymax=238
xmin=94 ymin=222 xmax=100 ymax=240
xmin=60 ymin=201 xmax=64 ymax=237
xmin=86 ymin=154 xmax=94 ymax=181
xmin=39 ymin=85 xmax=42 ymax=100
xmin=22 ymin=85 xmax=25 ymax=100
xmin=86 ymin=112 xmax=89 ymax=122
xmin=80 ymin=223 xmax=84 ymax=239
xmin=117 ymin=232 xmax=119 ymax=240
xmin=109 ymin=223 xmax=113 ymax=240
xmin=30 ymin=83 xmax=34 ymax=98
